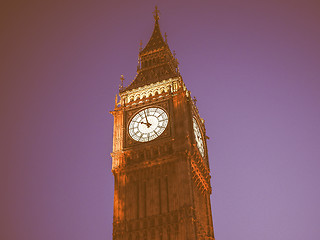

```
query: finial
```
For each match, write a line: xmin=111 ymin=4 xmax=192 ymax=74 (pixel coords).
xmin=137 ymin=59 xmax=141 ymax=71
xmin=115 ymin=94 xmax=118 ymax=108
xmin=153 ymin=5 xmax=160 ymax=21
xmin=164 ymin=32 xmax=167 ymax=43
xmin=119 ymin=75 xmax=125 ymax=90
xmin=139 ymin=40 xmax=143 ymax=52
xmin=193 ymin=96 xmax=197 ymax=105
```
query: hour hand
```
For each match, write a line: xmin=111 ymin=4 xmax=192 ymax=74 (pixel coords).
xmin=140 ymin=121 xmax=151 ymax=127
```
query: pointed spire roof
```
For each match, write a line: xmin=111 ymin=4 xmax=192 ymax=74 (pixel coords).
xmin=140 ymin=6 xmax=167 ymax=54
xmin=120 ymin=7 xmax=179 ymax=93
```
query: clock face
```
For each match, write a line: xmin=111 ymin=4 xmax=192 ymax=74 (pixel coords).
xmin=128 ymin=107 xmax=169 ymax=142
xmin=193 ymin=117 xmax=205 ymax=157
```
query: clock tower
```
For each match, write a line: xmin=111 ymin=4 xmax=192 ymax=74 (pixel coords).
xmin=111 ymin=7 xmax=215 ymax=240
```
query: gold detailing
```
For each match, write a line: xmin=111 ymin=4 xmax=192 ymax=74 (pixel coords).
xmin=153 ymin=5 xmax=160 ymax=21
xmin=193 ymin=96 xmax=197 ymax=105
xmin=187 ymin=150 xmax=211 ymax=194
xmin=118 ymin=77 xmax=187 ymax=106
xmin=119 ymin=75 xmax=125 ymax=90
xmin=115 ymin=94 xmax=118 ymax=108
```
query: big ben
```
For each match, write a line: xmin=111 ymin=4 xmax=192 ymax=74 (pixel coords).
xmin=111 ymin=7 xmax=215 ymax=240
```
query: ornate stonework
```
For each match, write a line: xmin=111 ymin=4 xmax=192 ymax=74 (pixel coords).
xmin=119 ymin=77 xmax=186 ymax=105
xmin=111 ymin=7 xmax=215 ymax=240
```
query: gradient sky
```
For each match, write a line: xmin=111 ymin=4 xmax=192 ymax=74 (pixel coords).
xmin=1 ymin=0 xmax=320 ymax=239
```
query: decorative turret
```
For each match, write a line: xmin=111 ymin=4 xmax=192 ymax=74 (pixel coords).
xmin=120 ymin=6 xmax=180 ymax=93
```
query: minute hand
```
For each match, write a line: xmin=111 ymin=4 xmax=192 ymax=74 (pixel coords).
xmin=144 ymin=110 xmax=151 ymax=127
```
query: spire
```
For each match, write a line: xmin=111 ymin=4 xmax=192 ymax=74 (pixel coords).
xmin=140 ymin=6 xmax=166 ymax=54
xmin=120 ymin=7 xmax=179 ymax=93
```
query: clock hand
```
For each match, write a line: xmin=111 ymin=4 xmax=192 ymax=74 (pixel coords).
xmin=140 ymin=121 xmax=152 ymax=128
xmin=143 ymin=110 xmax=152 ymax=128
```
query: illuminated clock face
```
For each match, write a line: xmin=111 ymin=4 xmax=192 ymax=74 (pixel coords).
xmin=128 ymin=107 xmax=169 ymax=142
xmin=193 ymin=117 xmax=205 ymax=157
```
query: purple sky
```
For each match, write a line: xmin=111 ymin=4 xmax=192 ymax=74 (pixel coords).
xmin=1 ymin=0 xmax=320 ymax=239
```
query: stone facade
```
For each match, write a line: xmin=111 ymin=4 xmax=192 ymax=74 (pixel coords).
xmin=110 ymin=7 xmax=215 ymax=240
